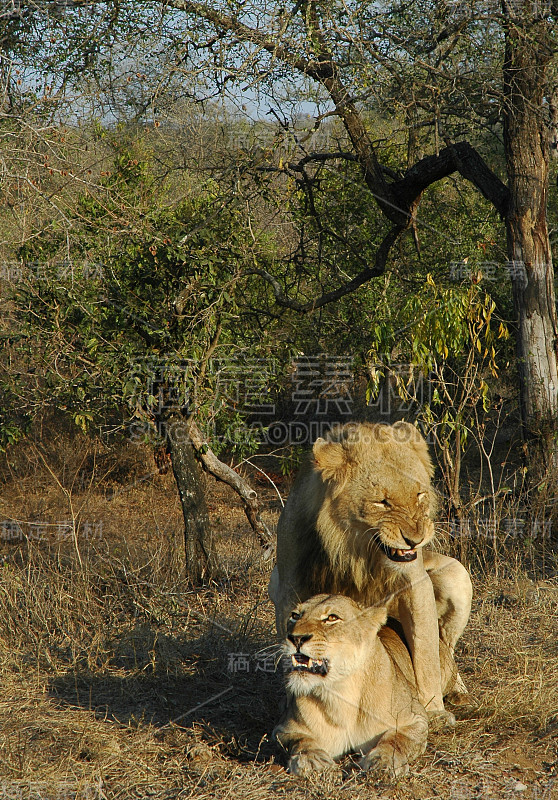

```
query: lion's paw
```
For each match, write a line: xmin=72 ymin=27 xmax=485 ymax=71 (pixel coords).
xmin=288 ymin=750 xmax=336 ymax=776
xmin=445 ymin=690 xmax=472 ymax=707
xmin=359 ymin=748 xmax=410 ymax=778
xmin=427 ymin=709 xmax=456 ymax=731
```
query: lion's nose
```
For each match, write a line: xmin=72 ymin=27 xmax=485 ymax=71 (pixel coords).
xmin=402 ymin=533 xmax=422 ymax=548
xmin=288 ymin=633 xmax=313 ymax=651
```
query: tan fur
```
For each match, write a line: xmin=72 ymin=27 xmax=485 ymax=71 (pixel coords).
xmin=274 ymin=594 xmax=459 ymax=776
xmin=269 ymin=422 xmax=472 ymax=719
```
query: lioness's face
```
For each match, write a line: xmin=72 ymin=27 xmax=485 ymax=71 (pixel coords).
xmin=283 ymin=595 xmax=385 ymax=696
xmin=314 ymin=423 xmax=436 ymax=565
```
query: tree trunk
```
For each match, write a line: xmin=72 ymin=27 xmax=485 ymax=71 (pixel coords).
xmin=549 ymin=75 xmax=558 ymax=160
xmin=166 ymin=412 xmax=216 ymax=583
xmin=502 ymin=4 xmax=558 ymax=481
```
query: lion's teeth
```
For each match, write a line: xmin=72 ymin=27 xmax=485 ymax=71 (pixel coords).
xmin=391 ymin=547 xmax=416 ymax=557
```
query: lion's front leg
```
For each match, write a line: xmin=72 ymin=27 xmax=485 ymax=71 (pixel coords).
xmin=268 ymin=565 xmax=307 ymax=638
xmin=395 ymin=559 xmax=453 ymax=724
xmin=423 ymin=551 xmax=473 ymax=705
xmin=423 ymin=551 xmax=472 ymax=651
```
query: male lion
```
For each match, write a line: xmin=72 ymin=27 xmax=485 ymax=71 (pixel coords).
xmin=268 ymin=422 xmax=472 ymax=721
xmin=274 ymin=594 xmax=459 ymax=777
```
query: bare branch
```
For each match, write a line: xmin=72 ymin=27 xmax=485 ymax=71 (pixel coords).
xmin=246 ymin=225 xmax=403 ymax=312
xmin=244 ymin=140 xmax=509 ymax=313
xmin=166 ymin=0 xmax=314 ymax=76
xmin=287 ymin=150 xmax=401 ymax=182
xmin=186 ymin=418 xmax=274 ymax=555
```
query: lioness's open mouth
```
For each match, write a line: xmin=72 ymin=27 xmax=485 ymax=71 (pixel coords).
xmin=289 ymin=653 xmax=329 ymax=675
xmin=379 ymin=542 xmax=418 ymax=562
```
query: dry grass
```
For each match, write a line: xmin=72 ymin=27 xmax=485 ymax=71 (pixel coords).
xmin=0 ymin=444 xmax=556 ymax=800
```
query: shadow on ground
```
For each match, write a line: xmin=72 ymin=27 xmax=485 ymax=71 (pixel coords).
xmin=48 ymin=621 xmax=284 ymax=765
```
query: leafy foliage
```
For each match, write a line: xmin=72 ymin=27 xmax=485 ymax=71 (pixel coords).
xmin=366 ymin=272 xmax=510 ymax=510
xmin=2 ymin=138 xmax=275 ymax=454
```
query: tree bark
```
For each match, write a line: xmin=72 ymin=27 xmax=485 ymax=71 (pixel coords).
xmin=166 ymin=412 xmax=216 ymax=583
xmin=502 ymin=3 xmax=558 ymax=480
xmin=548 ymin=74 xmax=558 ymax=160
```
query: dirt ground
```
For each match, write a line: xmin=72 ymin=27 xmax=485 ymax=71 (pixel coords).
xmin=0 ymin=444 xmax=556 ymax=800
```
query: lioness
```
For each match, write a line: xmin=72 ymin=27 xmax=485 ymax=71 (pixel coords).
xmin=274 ymin=594 xmax=459 ymax=776
xmin=269 ymin=422 xmax=472 ymax=722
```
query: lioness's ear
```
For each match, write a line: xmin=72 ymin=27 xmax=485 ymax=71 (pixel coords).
xmin=360 ymin=606 xmax=388 ymax=630
xmin=313 ymin=438 xmax=349 ymax=483
xmin=391 ymin=421 xmax=434 ymax=479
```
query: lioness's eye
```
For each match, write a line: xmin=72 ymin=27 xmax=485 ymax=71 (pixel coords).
xmin=290 ymin=611 xmax=301 ymax=620
xmin=324 ymin=613 xmax=340 ymax=622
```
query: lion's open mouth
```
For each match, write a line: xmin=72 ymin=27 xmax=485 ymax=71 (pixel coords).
xmin=288 ymin=653 xmax=329 ymax=675
xmin=379 ymin=541 xmax=418 ymax=562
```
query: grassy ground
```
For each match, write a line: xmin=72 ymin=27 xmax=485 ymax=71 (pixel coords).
xmin=0 ymin=443 xmax=556 ymax=800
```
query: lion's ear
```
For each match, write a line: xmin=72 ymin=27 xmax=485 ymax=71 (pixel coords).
xmin=313 ymin=438 xmax=349 ymax=483
xmin=391 ymin=421 xmax=434 ymax=479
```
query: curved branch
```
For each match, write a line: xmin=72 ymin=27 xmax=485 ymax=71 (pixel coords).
xmin=169 ymin=2 xmax=511 ymax=311
xmin=169 ymin=2 xmax=510 ymax=226
xmin=245 ymin=225 xmax=403 ymax=312
xmin=396 ymin=142 xmax=510 ymax=218
xmin=185 ymin=418 xmax=275 ymax=555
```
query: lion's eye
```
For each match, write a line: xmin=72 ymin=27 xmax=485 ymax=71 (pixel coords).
xmin=324 ymin=613 xmax=340 ymax=623
xmin=372 ymin=499 xmax=390 ymax=508
xmin=290 ymin=611 xmax=301 ymax=621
